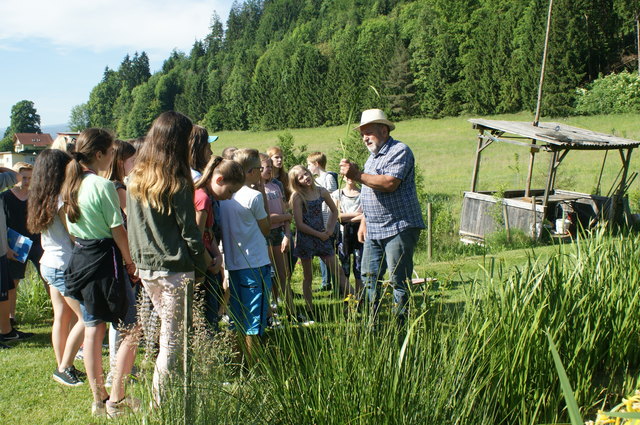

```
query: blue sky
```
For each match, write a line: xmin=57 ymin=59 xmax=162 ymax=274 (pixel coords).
xmin=0 ymin=1 xmax=233 ymax=129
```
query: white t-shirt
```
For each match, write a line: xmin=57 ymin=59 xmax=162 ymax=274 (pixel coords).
xmin=219 ymin=185 xmax=270 ymax=271
xmin=40 ymin=203 xmax=74 ymax=270
xmin=331 ymin=189 xmax=362 ymax=233
xmin=315 ymin=171 xmax=337 ymax=227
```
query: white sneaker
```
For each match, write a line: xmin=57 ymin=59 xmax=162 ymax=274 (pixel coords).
xmin=91 ymin=401 xmax=106 ymax=417
xmin=106 ymin=396 xmax=141 ymax=417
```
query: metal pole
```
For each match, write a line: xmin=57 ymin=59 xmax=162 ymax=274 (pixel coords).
xmin=534 ymin=0 xmax=554 ymax=127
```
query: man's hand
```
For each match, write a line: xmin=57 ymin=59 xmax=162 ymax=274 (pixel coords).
xmin=6 ymin=249 xmax=17 ymax=262
xmin=357 ymin=220 xmax=366 ymax=244
xmin=339 ymin=159 xmax=361 ymax=181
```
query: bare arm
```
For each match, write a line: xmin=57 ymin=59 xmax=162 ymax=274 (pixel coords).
xmin=116 ymin=187 xmax=127 ymax=217
xmin=291 ymin=194 xmax=327 ymax=240
xmin=321 ymin=188 xmax=338 ymax=235
xmin=111 ymin=224 xmax=133 ymax=265
xmin=195 ymin=209 xmax=207 ymax=236
xmin=339 ymin=212 xmax=362 ymax=222
xmin=257 ymin=217 xmax=271 ymax=237
xmin=270 ymin=211 xmax=292 ymax=225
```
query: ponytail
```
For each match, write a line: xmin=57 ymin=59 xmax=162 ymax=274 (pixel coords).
xmin=60 ymin=128 xmax=114 ymax=223
xmin=195 ymin=156 xmax=245 ymax=190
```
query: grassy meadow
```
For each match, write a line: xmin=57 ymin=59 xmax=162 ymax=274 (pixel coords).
xmin=3 ymin=113 xmax=640 ymax=424
xmin=216 ymin=112 xmax=640 ymax=207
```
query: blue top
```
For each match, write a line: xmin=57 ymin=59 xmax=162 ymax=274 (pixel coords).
xmin=361 ymin=137 xmax=425 ymax=239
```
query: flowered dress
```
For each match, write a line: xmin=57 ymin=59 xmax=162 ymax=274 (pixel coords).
xmin=294 ymin=197 xmax=334 ymax=259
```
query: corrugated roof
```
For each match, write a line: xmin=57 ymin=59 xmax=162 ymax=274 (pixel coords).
xmin=469 ymin=119 xmax=640 ymax=150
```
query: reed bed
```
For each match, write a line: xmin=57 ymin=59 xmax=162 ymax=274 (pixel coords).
xmin=127 ymin=229 xmax=640 ymax=425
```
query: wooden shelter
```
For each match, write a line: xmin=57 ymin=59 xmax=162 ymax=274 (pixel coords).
xmin=459 ymin=119 xmax=640 ymax=242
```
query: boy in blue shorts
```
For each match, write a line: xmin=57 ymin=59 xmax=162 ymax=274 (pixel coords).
xmin=219 ymin=149 xmax=271 ymax=363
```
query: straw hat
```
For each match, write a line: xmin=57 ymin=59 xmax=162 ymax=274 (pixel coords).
xmin=354 ymin=109 xmax=395 ymax=132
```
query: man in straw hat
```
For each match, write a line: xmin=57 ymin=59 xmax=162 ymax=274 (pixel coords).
xmin=340 ymin=109 xmax=424 ymax=327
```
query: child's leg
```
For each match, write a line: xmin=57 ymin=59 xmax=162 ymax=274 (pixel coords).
xmin=84 ymin=321 xmax=109 ymax=402
xmin=300 ymin=258 xmax=314 ymax=312
xmin=60 ymin=297 xmax=84 ymax=370
xmin=8 ymin=281 xmax=18 ymax=322
xmin=109 ymin=323 xmax=141 ymax=402
xmin=272 ymin=247 xmax=293 ymax=315
xmin=50 ymin=287 xmax=70 ymax=366
xmin=269 ymin=245 xmax=282 ymax=303
xmin=322 ymin=255 xmax=354 ymax=297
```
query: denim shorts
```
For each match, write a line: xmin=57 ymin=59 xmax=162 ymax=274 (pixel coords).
xmin=228 ymin=265 xmax=272 ymax=336
xmin=81 ymin=273 xmax=138 ymax=329
xmin=41 ymin=265 xmax=66 ymax=297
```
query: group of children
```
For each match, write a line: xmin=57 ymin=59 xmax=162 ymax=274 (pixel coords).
xmin=0 ymin=110 xmax=364 ymax=417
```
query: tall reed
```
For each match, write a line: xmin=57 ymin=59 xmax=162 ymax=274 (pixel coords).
xmin=126 ymin=228 xmax=640 ymax=424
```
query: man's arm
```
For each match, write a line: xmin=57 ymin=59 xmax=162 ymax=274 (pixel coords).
xmin=339 ymin=159 xmax=400 ymax=192
xmin=0 ymin=168 xmax=18 ymax=191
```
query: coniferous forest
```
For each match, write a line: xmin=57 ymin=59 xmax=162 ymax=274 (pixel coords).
xmin=73 ymin=0 xmax=640 ymax=137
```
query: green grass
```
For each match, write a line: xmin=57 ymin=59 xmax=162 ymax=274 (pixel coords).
xmin=216 ymin=112 xmax=640 ymax=206
xmin=5 ymin=112 xmax=640 ymax=423
xmin=4 ymin=231 xmax=636 ymax=424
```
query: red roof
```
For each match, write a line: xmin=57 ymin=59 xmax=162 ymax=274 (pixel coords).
xmin=13 ymin=133 xmax=53 ymax=147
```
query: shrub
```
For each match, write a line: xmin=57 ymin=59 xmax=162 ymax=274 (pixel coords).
xmin=575 ymin=71 xmax=640 ymax=115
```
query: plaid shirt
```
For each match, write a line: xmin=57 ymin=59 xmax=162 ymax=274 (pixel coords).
xmin=361 ymin=137 xmax=425 ymax=240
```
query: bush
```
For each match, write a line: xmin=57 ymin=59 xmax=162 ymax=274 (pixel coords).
xmin=275 ymin=131 xmax=308 ymax=170
xmin=575 ymin=71 xmax=640 ymax=115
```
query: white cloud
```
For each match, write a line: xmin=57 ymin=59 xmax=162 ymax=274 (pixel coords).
xmin=0 ymin=0 xmax=232 ymax=54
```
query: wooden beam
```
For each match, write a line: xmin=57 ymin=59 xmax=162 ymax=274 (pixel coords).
xmin=470 ymin=129 xmax=484 ymax=192
xmin=525 ymin=140 xmax=537 ymax=197
xmin=542 ymin=150 xmax=558 ymax=211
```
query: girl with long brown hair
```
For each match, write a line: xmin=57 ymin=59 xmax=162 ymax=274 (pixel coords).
xmin=127 ymin=111 xmax=207 ymax=405
xmin=27 ymin=149 xmax=85 ymax=386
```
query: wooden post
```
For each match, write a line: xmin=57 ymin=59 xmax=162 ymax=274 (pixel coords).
xmin=637 ymin=15 xmax=640 ymax=76
xmin=470 ymin=129 xmax=484 ymax=192
xmin=534 ymin=0 xmax=554 ymax=127
xmin=503 ymin=203 xmax=510 ymax=243
xmin=542 ymin=151 xmax=558 ymax=212
xmin=525 ymin=144 xmax=537 ymax=197
xmin=183 ymin=279 xmax=194 ymax=425
xmin=531 ymin=196 xmax=538 ymax=239
xmin=427 ymin=203 xmax=432 ymax=260
xmin=611 ymin=148 xmax=633 ymax=224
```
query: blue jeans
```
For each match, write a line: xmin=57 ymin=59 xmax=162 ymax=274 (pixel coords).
xmin=320 ymin=260 xmax=333 ymax=288
xmin=361 ymin=227 xmax=421 ymax=325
